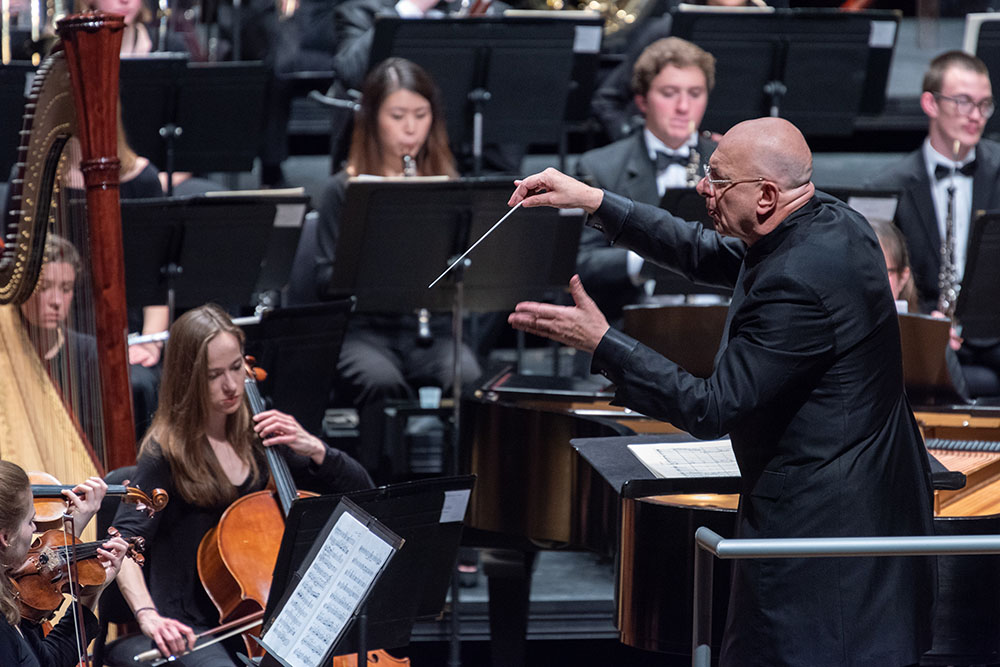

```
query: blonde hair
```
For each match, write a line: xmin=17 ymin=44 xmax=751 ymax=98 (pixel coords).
xmin=141 ymin=304 xmax=261 ymax=507
xmin=632 ymin=37 xmax=716 ymax=97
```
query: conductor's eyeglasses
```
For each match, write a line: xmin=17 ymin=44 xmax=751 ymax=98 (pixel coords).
xmin=933 ymin=93 xmax=995 ymax=119
xmin=702 ymin=164 xmax=765 ymax=193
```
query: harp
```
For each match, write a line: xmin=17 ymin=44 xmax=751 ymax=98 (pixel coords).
xmin=0 ymin=13 xmax=135 ymax=481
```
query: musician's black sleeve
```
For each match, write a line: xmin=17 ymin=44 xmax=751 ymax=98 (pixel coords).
xmin=18 ymin=606 xmax=100 ymax=667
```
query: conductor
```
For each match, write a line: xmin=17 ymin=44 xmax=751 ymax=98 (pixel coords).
xmin=508 ymin=117 xmax=935 ymax=667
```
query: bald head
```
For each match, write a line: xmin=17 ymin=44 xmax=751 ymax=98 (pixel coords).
xmin=721 ymin=118 xmax=813 ymax=190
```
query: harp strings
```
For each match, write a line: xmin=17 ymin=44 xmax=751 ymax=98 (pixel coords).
xmin=17 ymin=136 xmax=108 ymax=466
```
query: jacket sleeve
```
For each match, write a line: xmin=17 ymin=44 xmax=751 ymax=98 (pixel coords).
xmin=24 ymin=606 xmax=100 ymax=667
xmin=593 ymin=272 xmax=835 ymax=439
xmin=590 ymin=191 xmax=744 ymax=289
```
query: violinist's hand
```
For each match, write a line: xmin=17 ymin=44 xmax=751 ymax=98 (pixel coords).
xmin=508 ymin=275 xmax=609 ymax=354
xmin=508 ymin=167 xmax=604 ymax=214
xmin=78 ymin=535 xmax=129 ymax=609
xmin=97 ymin=534 xmax=129 ymax=583
xmin=137 ymin=610 xmax=198 ymax=659
xmin=253 ymin=409 xmax=326 ymax=465
xmin=63 ymin=476 xmax=108 ymax=536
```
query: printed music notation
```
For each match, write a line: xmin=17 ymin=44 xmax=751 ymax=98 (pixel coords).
xmin=628 ymin=439 xmax=741 ymax=479
xmin=261 ymin=511 xmax=395 ymax=667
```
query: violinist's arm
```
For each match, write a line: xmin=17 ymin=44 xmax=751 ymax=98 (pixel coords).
xmin=117 ymin=558 xmax=198 ymax=658
xmin=26 ymin=605 xmax=99 ymax=667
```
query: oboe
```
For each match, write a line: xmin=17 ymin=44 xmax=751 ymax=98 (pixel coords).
xmin=402 ymin=153 xmax=417 ymax=178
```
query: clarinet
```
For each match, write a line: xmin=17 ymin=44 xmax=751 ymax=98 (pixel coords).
xmin=936 ymin=140 xmax=961 ymax=319
xmin=404 ymin=154 xmax=434 ymax=346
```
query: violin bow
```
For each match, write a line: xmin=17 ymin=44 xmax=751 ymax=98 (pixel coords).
xmin=61 ymin=513 xmax=92 ymax=667
xmin=132 ymin=610 xmax=265 ymax=664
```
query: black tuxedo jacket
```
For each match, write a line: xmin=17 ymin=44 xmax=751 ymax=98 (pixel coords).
xmin=872 ymin=138 xmax=1000 ymax=312
xmin=573 ymin=132 xmax=715 ymax=321
xmin=589 ymin=192 xmax=935 ymax=666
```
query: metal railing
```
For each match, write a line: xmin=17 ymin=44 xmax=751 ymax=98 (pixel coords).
xmin=692 ymin=527 xmax=1000 ymax=667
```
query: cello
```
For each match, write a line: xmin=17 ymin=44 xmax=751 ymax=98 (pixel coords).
xmin=195 ymin=361 xmax=406 ymax=666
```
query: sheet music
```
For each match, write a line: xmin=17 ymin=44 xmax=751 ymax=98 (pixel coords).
xmin=440 ymin=489 xmax=471 ymax=523
xmin=261 ymin=512 xmax=394 ymax=667
xmin=847 ymin=196 xmax=898 ymax=225
xmin=628 ymin=439 xmax=740 ymax=479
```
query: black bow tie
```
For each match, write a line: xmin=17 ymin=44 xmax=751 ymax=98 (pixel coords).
xmin=654 ymin=151 xmax=689 ymax=171
xmin=934 ymin=160 xmax=976 ymax=180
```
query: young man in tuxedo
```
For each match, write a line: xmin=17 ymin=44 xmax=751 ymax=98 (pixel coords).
xmin=575 ymin=37 xmax=717 ymax=322
xmin=873 ymin=51 xmax=1000 ymax=397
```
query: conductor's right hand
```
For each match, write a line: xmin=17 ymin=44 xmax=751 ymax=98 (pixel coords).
xmin=509 ymin=167 xmax=604 ymax=214
xmin=136 ymin=609 xmax=198 ymax=659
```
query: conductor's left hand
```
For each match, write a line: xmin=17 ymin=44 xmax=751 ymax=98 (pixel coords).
xmin=509 ymin=275 xmax=609 ymax=354
xmin=253 ymin=409 xmax=326 ymax=465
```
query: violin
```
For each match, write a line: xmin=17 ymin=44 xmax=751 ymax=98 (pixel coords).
xmin=10 ymin=527 xmax=146 ymax=624
xmin=30 ymin=470 xmax=169 ymax=530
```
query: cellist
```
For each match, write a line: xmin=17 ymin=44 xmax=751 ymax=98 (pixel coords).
xmin=105 ymin=304 xmax=372 ymax=666
xmin=0 ymin=460 xmax=129 ymax=666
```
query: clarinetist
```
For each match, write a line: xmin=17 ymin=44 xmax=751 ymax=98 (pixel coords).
xmin=873 ymin=50 xmax=1000 ymax=399
xmin=286 ymin=57 xmax=481 ymax=480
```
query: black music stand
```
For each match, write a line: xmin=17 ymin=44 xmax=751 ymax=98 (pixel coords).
xmin=327 ymin=177 xmax=582 ymax=314
xmin=964 ymin=12 xmax=1000 ymax=138
xmin=252 ymin=497 xmax=403 ymax=667
xmin=119 ymin=53 xmax=188 ymax=189
xmin=670 ymin=8 xmax=900 ymax=136
xmin=327 ymin=176 xmax=582 ymax=469
xmin=242 ymin=300 xmax=353 ymax=434
xmin=0 ymin=62 xmax=35 ymax=180
xmin=327 ymin=176 xmax=579 ymax=666
xmin=369 ymin=15 xmax=603 ymax=173
xmin=955 ymin=211 xmax=1000 ymax=341
xmin=119 ymin=58 xmax=268 ymax=189
xmin=262 ymin=475 xmax=474 ymax=657
xmin=120 ymin=195 xmax=298 ymax=317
